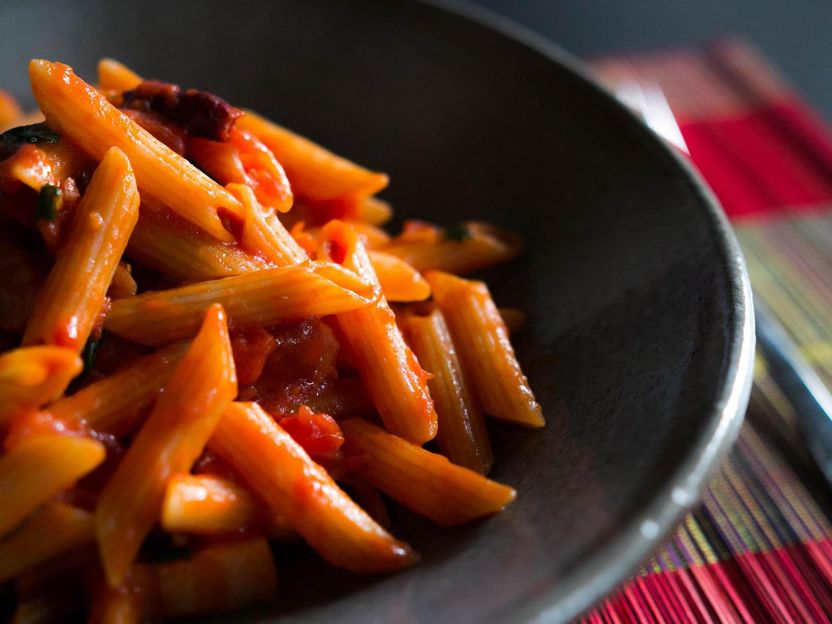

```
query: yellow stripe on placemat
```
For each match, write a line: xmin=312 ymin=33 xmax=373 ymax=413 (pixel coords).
xmin=737 ymin=213 xmax=832 ymax=387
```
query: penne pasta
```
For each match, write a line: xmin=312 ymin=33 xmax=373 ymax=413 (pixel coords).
xmin=367 ymin=250 xmax=430 ymax=302
xmin=352 ymin=220 xmax=391 ymax=247
xmin=0 ymin=503 xmax=94 ymax=583
xmin=95 ymin=304 xmax=237 ymax=586
xmin=132 ymin=538 xmax=277 ymax=618
xmin=400 ymin=309 xmax=493 ymax=474
xmin=282 ymin=196 xmax=392 ymax=228
xmin=426 ymin=271 xmax=544 ymax=427
xmin=96 ymin=58 xmax=142 ymax=94
xmin=341 ymin=418 xmax=515 ymax=525
xmin=0 ymin=57 xmax=543 ymax=617
xmin=226 ymin=182 xmax=306 ymax=265
xmin=128 ymin=203 xmax=271 ymax=280
xmin=46 ymin=341 xmax=189 ymax=437
xmin=208 ymin=402 xmax=416 ymax=572
xmin=131 ymin=208 xmax=407 ymax=303
xmin=0 ymin=90 xmax=22 ymax=131
xmin=317 ymin=220 xmax=437 ymax=444
xmin=381 ymin=221 xmax=522 ymax=274
xmin=0 ymin=436 xmax=105 ymax=537
xmin=108 ymin=262 xmax=137 ymax=299
xmin=355 ymin=196 xmax=393 ymax=225
xmin=23 ymin=147 xmax=139 ymax=351
xmin=0 ymin=346 xmax=82 ymax=425
xmin=237 ymin=111 xmax=388 ymax=202
xmin=104 ymin=261 xmax=374 ymax=345
xmin=161 ymin=473 xmax=294 ymax=539
xmin=161 ymin=473 xmax=257 ymax=535
xmin=29 ymin=60 xmax=242 ymax=241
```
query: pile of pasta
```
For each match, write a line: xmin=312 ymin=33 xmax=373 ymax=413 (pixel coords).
xmin=0 ymin=58 xmax=544 ymax=622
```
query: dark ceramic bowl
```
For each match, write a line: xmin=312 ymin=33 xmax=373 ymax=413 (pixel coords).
xmin=0 ymin=1 xmax=754 ymax=622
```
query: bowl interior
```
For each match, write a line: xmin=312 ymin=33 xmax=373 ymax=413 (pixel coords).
xmin=0 ymin=1 xmax=750 ymax=622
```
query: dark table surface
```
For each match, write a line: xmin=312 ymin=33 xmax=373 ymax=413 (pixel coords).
xmin=469 ymin=0 xmax=832 ymax=121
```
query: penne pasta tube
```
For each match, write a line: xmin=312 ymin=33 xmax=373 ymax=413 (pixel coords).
xmin=161 ymin=473 xmax=256 ymax=535
xmin=108 ymin=262 xmax=137 ymax=299
xmin=282 ymin=197 xmax=392 ymax=228
xmin=208 ymin=402 xmax=416 ymax=572
xmin=351 ymin=220 xmax=391 ymax=247
xmin=426 ymin=271 xmax=544 ymax=427
xmin=95 ymin=304 xmax=237 ymax=586
xmin=132 ymin=209 xmax=407 ymax=303
xmin=0 ymin=436 xmax=105 ymax=537
xmin=341 ymin=418 xmax=515 ymax=525
xmin=0 ymin=90 xmax=22 ymax=131
xmin=381 ymin=221 xmax=522 ymax=274
xmin=0 ymin=346 xmax=82 ymax=424
xmin=367 ymin=250 xmax=430 ymax=302
xmin=226 ymin=183 xmax=306 ymax=265
xmin=96 ymin=58 xmax=142 ymax=93
xmin=400 ymin=309 xmax=493 ymax=474
xmin=132 ymin=538 xmax=277 ymax=618
xmin=0 ymin=502 xmax=94 ymax=583
xmin=161 ymin=474 xmax=294 ymax=539
xmin=128 ymin=203 xmax=271 ymax=281
xmin=237 ymin=111 xmax=388 ymax=201
xmin=29 ymin=60 xmax=242 ymax=241
xmin=23 ymin=147 xmax=139 ymax=351
xmin=355 ymin=196 xmax=393 ymax=225
xmin=104 ymin=261 xmax=374 ymax=345
xmin=317 ymin=220 xmax=437 ymax=444
xmin=46 ymin=341 xmax=189 ymax=437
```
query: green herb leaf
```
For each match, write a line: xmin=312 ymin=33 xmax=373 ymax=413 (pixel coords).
xmin=36 ymin=184 xmax=62 ymax=222
xmin=0 ymin=123 xmax=59 ymax=159
xmin=80 ymin=337 xmax=99 ymax=379
xmin=443 ymin=224 xmax=472 ymax=242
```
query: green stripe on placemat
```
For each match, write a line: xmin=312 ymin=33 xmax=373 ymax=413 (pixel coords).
xmin=738 ymin=213 xmax=832 ymax=388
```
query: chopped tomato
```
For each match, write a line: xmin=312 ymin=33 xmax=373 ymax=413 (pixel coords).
xmin=279 ymin=405 xmax=344 ymax=465
xmin=228 ymin=128 xmax=293 ymax=213
xmin=230 ymin=325 xmax=276 ymax=386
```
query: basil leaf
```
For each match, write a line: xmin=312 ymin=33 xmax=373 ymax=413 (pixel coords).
xmin=80 ymin=337 xmax=99 ymax=379
xmin=443 ymin=224 xmax=472 ymax=242
xmin=36 ymin=184 xmax=62 ymax=222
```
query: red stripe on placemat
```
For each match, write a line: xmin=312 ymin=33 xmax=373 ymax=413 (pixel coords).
xmin=686 ymin=109 xmax=832 ymax=208
xmin=679 ymin=121 xmax=771 ymax=218
xmin=581 ymin=539 xmax=832 ymax=624
xmin=679 ymin=103 xmax=832 ymax=220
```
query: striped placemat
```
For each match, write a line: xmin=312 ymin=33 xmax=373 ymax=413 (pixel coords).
xmin=583 ymin=40 xmax=832 ymax=623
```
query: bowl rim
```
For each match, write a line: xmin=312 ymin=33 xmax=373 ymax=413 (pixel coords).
xmin=415 ymin=0 xmax=756 ymax=621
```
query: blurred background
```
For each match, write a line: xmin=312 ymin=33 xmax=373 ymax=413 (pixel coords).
xmin=470 ymin=0 xmax=832 ymax=118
